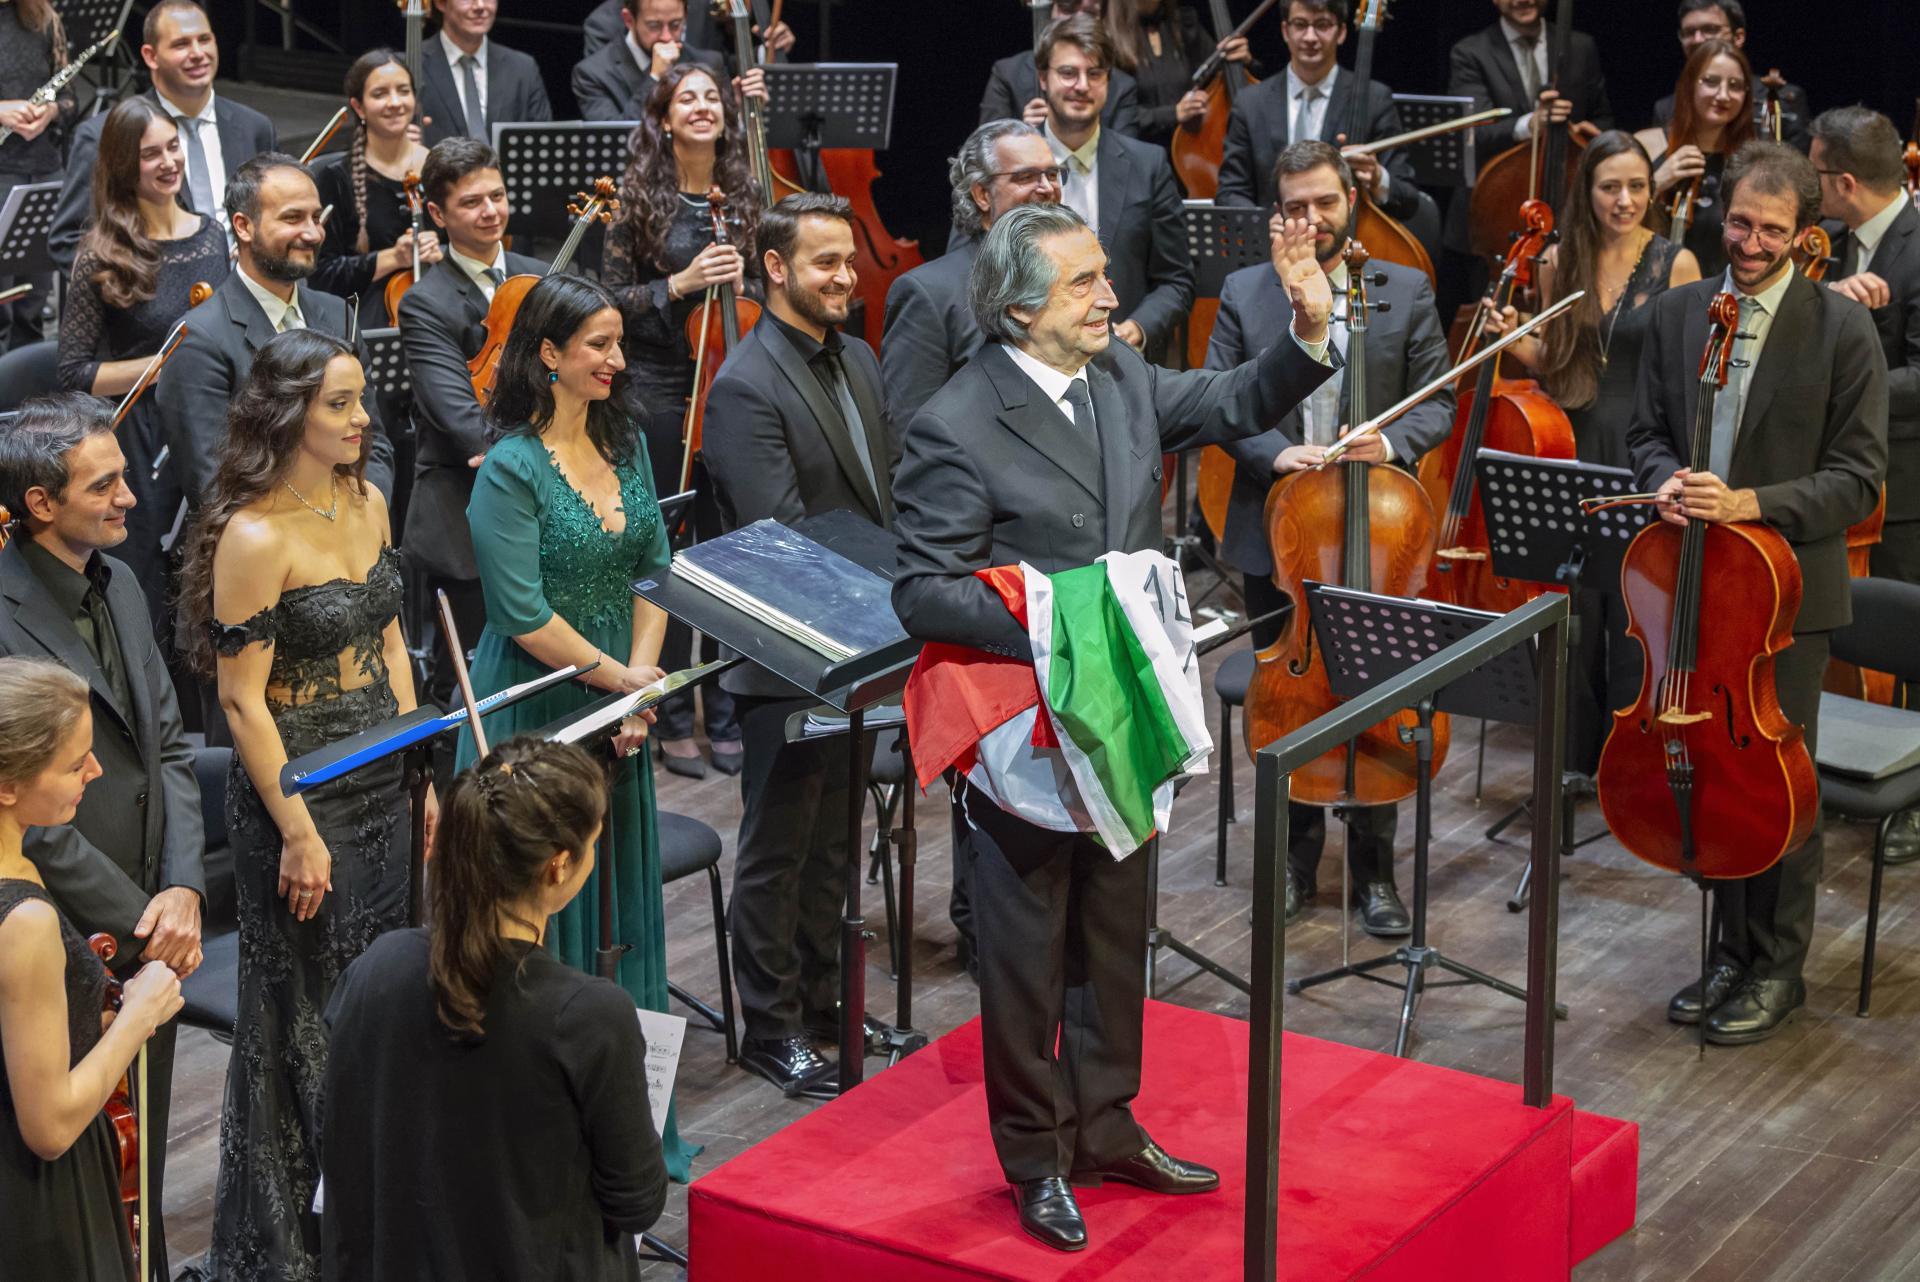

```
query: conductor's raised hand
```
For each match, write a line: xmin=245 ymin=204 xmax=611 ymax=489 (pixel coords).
xmin=1271 ymin=214 xmax=1331 ymax=344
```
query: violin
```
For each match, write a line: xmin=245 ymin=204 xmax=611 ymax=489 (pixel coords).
xmin=1418 ymin=199 xmax=1574 ymax=613
xmin=1242 ymin=241 xmax=1449 ymax=802
xmin=87 ymin=933 xmax=148 ymax=1279
xmin=382 ymin=171 xmax=427 ymax=319
xmin=678 ymin=186 xmax=763 ymax=492
xmin=466 ymin=178 xmax=620 ymax=402
xmin=1340 ymin=0 xmax=1433 ymax=285
xmin=1468 ymin=0 xmax=1584 ymax=261
xmin=1665 ymin=174 xmax=1702 ymax=251
xmin=1169 ymin=0 xmax=1278 ymax=200
xmin=1597 ymin=291 xmax=1817 ymax=883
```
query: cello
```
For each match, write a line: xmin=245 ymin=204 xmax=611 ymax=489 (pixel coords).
xmin=1169 ymin=0 xmax=1278 ymax=200
xmin=88 ymin=933 xmax=149 ymax=1279
xmin=1468 ymin=0 xmax=1584 ymax=260
xmin=1243 ymin=241 xmax=1449 ymax=802
xmin=1418 ymin=199 xmax=1575 ymax=611
xmin=678 ymin=187 xmax=763 ymax=492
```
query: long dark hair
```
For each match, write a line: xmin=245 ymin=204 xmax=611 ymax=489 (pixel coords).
xmin=81 ymin=98 xmax=179 ymax=309
xmin=344 ymin=48 xmax=411 ymax=255
xmin=14 ymin=0 xmax=63 ymax=40
xmin=1105 ymin=0 xmax=1184 ymax=73
xmin=177 ymin=329 xmax=369 ymax=675
xmin=429 ymin=736 xmax=607 ymax=1038
xmin=614 ymin=61 xmax=760 ymax=274
xmin=484 ymin=274 xmax=637 ymax=465
xmin=1540 ymin=131 xmax=1654 ymax=411
xmin=1668 ymin=38 xmax=1756 ymax=155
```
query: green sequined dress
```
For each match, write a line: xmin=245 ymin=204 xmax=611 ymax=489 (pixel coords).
xmin=457 ymin=429 xmax=699 ymax=1181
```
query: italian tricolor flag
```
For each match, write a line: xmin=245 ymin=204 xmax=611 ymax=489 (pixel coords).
xmin=904 ymin=550 xmax=1211 ymax=858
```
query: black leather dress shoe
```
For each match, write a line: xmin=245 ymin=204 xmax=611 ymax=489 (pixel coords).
xmin=1072 ymin=1141 xmax=1220 ymax=1194
xmin=1351 ymin=881 xmax=1411 ymax=937
xmin=740 ymin=1036 xmax=838 ymax=1098
xmin=1882 ymin=808 xmax=1920 ymax=866
xmin=1704 ymin=978 xmax=1806 ymax=1045
xmin=1666 ymin=963 xmax=1746 ymax=1025
xmin=1011 ymin=1177 xmax=1086 ymax=1252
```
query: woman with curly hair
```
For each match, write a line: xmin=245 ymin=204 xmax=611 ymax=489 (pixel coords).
xmin=175 ymin=327 xmax=428 ymax=1280
xmin=312 ymin=48 xmax=442 ymax=327
xmin=602 ymin=58 xmax=766 ymax=778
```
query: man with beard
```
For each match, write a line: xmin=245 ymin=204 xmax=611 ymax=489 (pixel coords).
xmin=700 ymin=194 xmax=897 ymax=1097
xmin=572 ymin=0 xmax=726 ymax=122
xmin=979 ymin=0 xmax=1139 ymax=136
xmin=1628 ymin=140 xmax=1886 ymax=1044
xmin=1205 ymin=140 xmax=1453 ymax=932
xmin=1034 ymin=16 xmax=1191 ymax=358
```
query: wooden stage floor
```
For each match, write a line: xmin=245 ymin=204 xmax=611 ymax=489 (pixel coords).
xmin=156 ymin=569 xmax=1920 ymax=1281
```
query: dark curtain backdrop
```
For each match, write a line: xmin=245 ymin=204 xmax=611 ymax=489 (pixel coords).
xmin=204 ymin=0 xmax=1920 ymax=256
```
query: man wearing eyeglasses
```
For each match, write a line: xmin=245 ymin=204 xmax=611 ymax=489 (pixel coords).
xmin=573 ymin=0 xmax=726 ymax=121
xmin=1627 ymin=140 xmax=1887 ymax=1046
xmin=580 ymin=0 xmax=794 ymax=63
xmin=1652 ymin=1 xmax=1812 ymax=153
xmin=1214 ymin=0 xmax=1420 ymax=223
xmin=979 ymin=0 xmax=1140 ymax=137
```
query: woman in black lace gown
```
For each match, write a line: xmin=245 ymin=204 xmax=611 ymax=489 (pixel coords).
xmin=58 ymin=96 xmax=229 ymax=610
xmin=604 ymin=60 xmax=766 ymax=777
xmin=176 ymin=329 xmax=429 ymax=1280
xmin=0 ymin=657 xmax=183 ymax=1282
xmin=1490 ymin=131 xmax=1702 ymax=774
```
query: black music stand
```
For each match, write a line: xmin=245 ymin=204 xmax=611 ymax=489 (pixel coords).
xmin=0 ymin=182 xmax=59 ymax=288
xmin=358 ymin=326 xmax=410 ymax=404
xmin=763 ymin=64 xmax=897 ymax=151
xmin=54 ymin=0 xmax=138 ymax=107
xmin=1390 ymin=94 xmax=1482 ymax=188
xmin=493 ymin=121 xmax=633 ymax=247
xmin=634 ymin=509 xmax=923 ymax=1093
xmin=1474 ymin=449 xmax=1653 ymax=909
xmin=1285 ymin=584 xmax=1566 ymax=1056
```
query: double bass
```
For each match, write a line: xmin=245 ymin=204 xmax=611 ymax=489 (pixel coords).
xmin=679 ymin=187 xmax=763 ymax=492
xmin=1169 ymin=0 xmax=1278 ymax=200
xmin=1469 ymin=0 xmax=1584 ymax=260
xmin=1340 ymin=0 xmax=1432 ymax=283
xmin=1243 ymin=242 xmax=1449 ymax=800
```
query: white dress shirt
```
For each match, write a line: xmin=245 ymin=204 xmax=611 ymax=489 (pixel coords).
xmin=1286 ymin=64 xmax=1336 ymax=144
xmin=158 ymin=91 xmax=226 ymax=221
xmin=1502 ymin=17 xmax=1549 ymax=142
xmin=1851 ymin=191 xmax=1906 ymax=275
xmin=626 ymin=32 xmax=655 ymax=78
xmin=238 ymin=269 xmax=305 ymax=332
xmin=441 ymin=30 xmax=490 ymax=115
xmin=1043 ymin=122 xmax=1101 ymax=236
xmin=450 ymin=242 xmax=509 ymax=304
xmin=1706 ymin=264 xmax=1794 ymax=476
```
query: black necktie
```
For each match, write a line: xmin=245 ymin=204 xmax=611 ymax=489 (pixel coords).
xmin=1062 ymin=379 xmax=1095 ymax=440
xmin=819 ymin=347 xmax=881 ymax=502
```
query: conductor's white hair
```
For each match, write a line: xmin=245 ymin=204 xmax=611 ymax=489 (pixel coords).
xmin=969 ymin=203 xmax=1090 ymax=346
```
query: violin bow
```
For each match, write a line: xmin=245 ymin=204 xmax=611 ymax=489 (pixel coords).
xmin=110 ymin=321 xmax=189 ymax=434
xmin=1340 ymin=108 xmax=1511 ymax=159
xmin=0 ymin=283 xmax=30 ymax=307
xmin=1317 ymin=290 xmax=1586 ymax=466
xmin=437 ymin=588 xmax=491 ymax=759
xmin=299 ymin=106 xmax=352 ymax=166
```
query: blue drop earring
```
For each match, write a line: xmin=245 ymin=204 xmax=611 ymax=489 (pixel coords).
xmin=548 ymin=370 xmax=558 ymax=383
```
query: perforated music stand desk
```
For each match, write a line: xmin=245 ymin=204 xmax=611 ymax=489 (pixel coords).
xmin=493 ymin=121 xmax=634 ymax=244
xmin=358 ymin=326 xmax=409 ymax=403
xmin=1183 ymin=201 xmax=1271 ymax=302
xmin=0 ymin=182 xmax=60 ymax=278
xmin=1474 ymin=448 xmax=1652 ymax=588
xmin=763 ymin=64 xmax=897 ymax=150
xmin=1391 ymin=94 xmax=1481 ymax=189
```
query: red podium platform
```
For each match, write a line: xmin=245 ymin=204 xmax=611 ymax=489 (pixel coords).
xmin=690 ymin=1001 xmax=1636 ymax=1280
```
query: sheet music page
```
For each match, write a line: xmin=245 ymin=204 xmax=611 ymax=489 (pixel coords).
xmin=635 ymin=1008 xmax=687 ymax=1139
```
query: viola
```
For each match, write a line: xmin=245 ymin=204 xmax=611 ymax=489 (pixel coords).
xmin=679 ymin=186 xmax=764 ymax=492
xmin=87 ymin=933 xmax=147 ymax=1277
xmin=467 ymin=178 xmax=619 ymax=402
xmin=1467 ymin=0 xmax=1584 ymax=261
xmin=1420 ymin=200 xmax=1574 ymax=611
xmin=1596 ymin=291 xmax=1817 ymax=882
xmin=382 ymin=171 xmax=427 ymax=319
xmin=1169 ymin=0 xmax=1278 ymax=201
xmin=1243 ymin=241 xmax=1450 ymax=802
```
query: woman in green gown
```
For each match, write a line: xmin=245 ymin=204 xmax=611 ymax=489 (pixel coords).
xmin=456 ymin=274 xmax=699 ymax=1178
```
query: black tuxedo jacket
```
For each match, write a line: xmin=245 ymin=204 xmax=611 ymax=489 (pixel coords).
xmin=1087 ymin=129 xmax=1194 ymax=351
xmin=0 ymin=544 xmax=204 ymax=956
xmin=417 ymin=39 xmax=553 ymax=148
xmin=1205 ymin=258 xmax=1453 ymax=576
xmin=1215 ymin=71 xmax=1419 ymax=218
xmin=1827 ymin=201 xmax=1920 ymax=523
xmin=583 ymin=0 xmax=719 ymax=58
xmin=704 ymin=319 xmax=898 ymax=696
xmin=1627 ymin=273 xmax=1888 ymax=633
xmin=978 ymin=52 xmax=1139 ymax=137
xmin=1446 ymin=22 xmax=1613 ymax=158
xmin=155 ymin=271 xmax=396 ymax=505
xmin=396 ymin=251 xmax=546 ymax=580
xmin=572 ymin=35 xmax=726 ymax=122
xmin=893 ymin=337 xmax=1334 ymax=657
xmin=880 ymin=235 xmax=980 ymax=424
xmin=49 ymin=92 xmax=276 ymax=272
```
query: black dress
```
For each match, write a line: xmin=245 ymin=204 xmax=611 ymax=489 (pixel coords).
xmin=1126 ymin=6 xmax=1209 ymax=150
xmin=312 ymin=153 xmax=418 ymax=328
xmin=320 ymin=928 xmax=668 ymax=1281
xmin=0 ymin=880 xmax=135 ymax=1282
xmin=1652 ymin=147 xmax=1728 ymax=279
xmin=203 ymin=543 xmax=411 ymax=1281
xmin=0 ymin=2 xmax=75 ymax=350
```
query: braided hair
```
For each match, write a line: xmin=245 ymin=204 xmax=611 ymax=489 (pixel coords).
xmin=343 ymin=48 xmax=410 ymax=255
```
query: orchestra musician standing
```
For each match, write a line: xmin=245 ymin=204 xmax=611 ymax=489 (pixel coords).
xmin=573 ymin=0 xmax=726 ymax=124
xmin=981 ymin=2 xmax=1140 ymax=137
xmin=0 ymin=0 xmax=73 ymax=351
xmin=1105 ymin=0 xmax=1248 ymax=153
xmin=702 ymin=194 xmax=898 ymax=1098
xmin=1654 ymin=1 xmax=1811 ymax=152
xmin=1634 ymin=39 xmax=1756 ymax=279
xmin=414 ymin=0 xmax=551 ymax=149
xmin=1206 ymin=141 xmax=1454 ymax=930
xmin=1627 ymin=141 xmax=1887 ymax=1044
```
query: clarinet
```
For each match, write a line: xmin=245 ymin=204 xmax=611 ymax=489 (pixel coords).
xmin=0 ymin=30 xmax=121 ymax=147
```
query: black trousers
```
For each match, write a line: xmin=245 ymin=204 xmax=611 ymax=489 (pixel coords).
xmin=957 ymin=781 xmax=1151 ymax=1182
xmin=729 ymin=694 xmax=851 ymax=1041
xmin=1871 ymin=518 xmax=1920 ymax=586
xmin=1711 ymin=631 xmax=1828 ymax=982
xmin=641 ymin=408 xmax=738 ymax=744
xmin=1566 ymin=582 xmax=1642 ymax=777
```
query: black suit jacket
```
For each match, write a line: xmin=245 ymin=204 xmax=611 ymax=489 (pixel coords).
xmin=893 ymin=337 xmax=1334 ymax=657
xmin=1827 ymin=202 xmax=1920 ymax=523
xmin=583 ymin=0 xmax=719 ymax=58
xmin=1205 ymin=259 xmax=1453 ymax=576
xmin=49 ymin=92 xmax=276 ymax=273
xmin=704 ymin=319 xmax=898 ymax=696
xmin=1446 ymin=22 xmax=1613 ymax=158
xmin=1627 ymin=273 xmax=1888 ymax=633
xmin=397 ymin=252 xmax=546 ymax=580
xmin=0 ymin=544 xmax=204 ymax=957
xmin=978 ymin=52 xmax=1140 ymax=137
xmin=1656 ymin=81 xmax=1811 ymax=153
xmin=1084 ymin=128 xmax=1194 ymax=350
xmin=1215 ymin=70 xmax=1419 ymax=218
xmin=880 ymin=236 xmax=980 ymax=425
xmin=572 ymin=36 xmax=726 ymax=122
xmin=417 ymin=39 xmax=553 ymax=148
xmin=155 ymin=271 xmax=396 ymax=505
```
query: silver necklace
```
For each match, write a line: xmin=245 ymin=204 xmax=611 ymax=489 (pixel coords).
xmin=283 ymin=474 xmax=339 ymax=521
xmin=1598 ymin=234 xmax=1652 ymax=370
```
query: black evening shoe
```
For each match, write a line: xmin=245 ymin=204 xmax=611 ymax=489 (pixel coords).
xmin=1666 ymin=963 xmax=1746 ymax=1025
xmin=1072 ymin=1141 xmax=1220 ymax=1194
xmin=1704 ymin=978 xmax=1806 ymax=1045
xmin=1351 ymin=880 xmax=1411 ymax=937
xmin=740 ymin=1036 xmax=838 ymax=1098
xmin=1882 ymin=808 xmax=1920 ymax=866
xmin=657 ymin=740 xmax=708 ymax=780
xmin=1011 ymin=1177 xmax=1087 ymax=1252
xmin=709 ymin=740 xmax=745 ymax=777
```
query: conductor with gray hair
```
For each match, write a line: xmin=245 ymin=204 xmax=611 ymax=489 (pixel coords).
xmin=891 ymin=201 xmax=1336 ymax=1252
